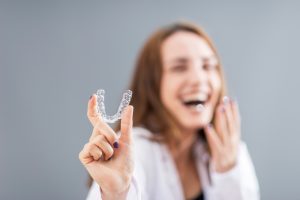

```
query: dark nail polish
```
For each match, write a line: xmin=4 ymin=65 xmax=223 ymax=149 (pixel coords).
xmin=89 ymin=95 xmax=92 ymax=100
xmin=113 ymin=141 xmax=119 ymax=148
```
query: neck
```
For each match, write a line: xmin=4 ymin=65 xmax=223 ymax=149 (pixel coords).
xmin=168 ymin=129 xmax=198 ymax=167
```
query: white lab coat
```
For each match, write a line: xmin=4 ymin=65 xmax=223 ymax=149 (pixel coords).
xmin=86 ymin=127 xmax=260 ymax=200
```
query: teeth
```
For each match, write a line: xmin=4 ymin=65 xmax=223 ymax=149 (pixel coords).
xmin=196 ymin=104 xmax=205 ymax=112
xmin=183 ymin=102 xmax=205 ymax=112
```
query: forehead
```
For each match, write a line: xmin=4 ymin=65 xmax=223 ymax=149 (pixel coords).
xmin=161 ymin=31 xmax=215 ymax=62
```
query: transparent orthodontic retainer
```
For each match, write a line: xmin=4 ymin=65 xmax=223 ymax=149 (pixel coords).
xmin=96 ymin=89 xmax=132 ymax=127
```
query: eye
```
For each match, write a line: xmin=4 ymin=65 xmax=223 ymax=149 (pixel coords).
xmin=170 ymin=65 xmax=187 ymax=72
xmin=203 ymin=63 xmax=218 ymax=71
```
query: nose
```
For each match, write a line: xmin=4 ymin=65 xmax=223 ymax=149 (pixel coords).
xmin=188 ymin=61 xmax=207 ymax=86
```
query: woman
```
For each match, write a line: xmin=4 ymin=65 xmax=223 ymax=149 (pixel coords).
xmin=79 ymin=21 xmax=260 ymax=200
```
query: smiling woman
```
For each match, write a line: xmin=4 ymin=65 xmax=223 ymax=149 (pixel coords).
xmin=79 ymin=21 xmax=260 ymax=200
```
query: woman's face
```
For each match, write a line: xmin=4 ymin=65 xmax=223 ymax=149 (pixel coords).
xmin=160 ymin=31 xmax=221 ymax=132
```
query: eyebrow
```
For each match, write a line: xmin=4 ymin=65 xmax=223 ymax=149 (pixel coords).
xmin=167 ymin=56 xmax=218 ymax=64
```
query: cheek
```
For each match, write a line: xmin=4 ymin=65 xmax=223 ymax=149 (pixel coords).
xmin=210 ymin=72 xmax=222 ymax=94
xmin=160 ymin=75 xmax=182 ymax=108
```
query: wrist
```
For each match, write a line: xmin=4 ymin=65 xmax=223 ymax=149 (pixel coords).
xmin=100 ymin=185 xmax=130 ymax=200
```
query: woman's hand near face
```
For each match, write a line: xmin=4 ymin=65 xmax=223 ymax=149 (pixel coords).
xmin=79 ymin=95 xmax=134 ymax=200
xmin=204 ymin=97 xmax=241 ymax=173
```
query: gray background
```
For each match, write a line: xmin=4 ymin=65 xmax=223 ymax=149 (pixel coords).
xmin=1 ymin=1 xmax=299 ymax=200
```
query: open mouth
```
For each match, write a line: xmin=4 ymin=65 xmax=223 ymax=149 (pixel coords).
xmin=183 ymin=100 xmax=205 ymax=106
xmin=183 ymin=99 xmax=207 ymax=112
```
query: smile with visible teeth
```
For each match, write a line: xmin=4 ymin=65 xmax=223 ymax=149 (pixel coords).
xmin=181 ymin=92 xmax=210 ymax=112
xmin=183 ymin=100 xmax=206 ymax=112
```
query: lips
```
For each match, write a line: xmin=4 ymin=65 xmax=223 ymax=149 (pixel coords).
xmin=183 ymin=100 xmax=205 ymax=106
xmin=182 ymin=99 xmax=206 ymax=113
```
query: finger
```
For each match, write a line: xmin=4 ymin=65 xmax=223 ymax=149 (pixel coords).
xmin=120 ymin=105 xmax=134 ymax=145
xmin=92 ymin=135 xmax=114 ymax=160
xmin=214 ymin=103 xmax=228 ymax=144
xmin=79 ymin=144 xmax=92 ymax=165
xmin=87 ymin=94 xmax=102 ymax=127
xmin=204 ymin=124 xmax=222 ymax=158
xmin=79 ymin=143 xmax=102 ymax=165
xmin=230 ymin=99 xmax=241 ymax=140
xmin=223 ymin=96 xmax=235 ymax=137
xmin=89 ymin=121 xmax=119 ymax=147
xmin=89 ymin=143 xmax=103 ymax=161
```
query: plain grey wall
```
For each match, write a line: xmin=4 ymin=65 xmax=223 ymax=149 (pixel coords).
xmin=1 ymin=1 xmax=300 ymax=200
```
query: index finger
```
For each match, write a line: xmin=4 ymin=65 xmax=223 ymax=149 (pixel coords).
xmin=119 ymin=105 xmax=134 ymax=144
xmin=87 ymin=94 xmax=101 ymax=126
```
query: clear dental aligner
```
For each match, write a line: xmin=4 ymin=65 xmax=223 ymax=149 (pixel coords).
xmin=96 ymin=89 xmax=132 ymax=124
xmin=196 ymin=104 xmax=205 ymax=112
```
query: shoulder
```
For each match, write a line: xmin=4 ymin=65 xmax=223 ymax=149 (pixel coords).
xmin=130 ymin=126 xmax=164 ymax=164
xmin=131 ymin=126 xmax=162 ymax=148
xmin=131 ymin=126 xmax=161 ymax=151
xmin=132 ymin=126 xmax=153 ymax=138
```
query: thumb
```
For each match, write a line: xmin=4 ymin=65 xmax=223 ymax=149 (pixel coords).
xmin=119 ymin=105 xmax=134 ymax=144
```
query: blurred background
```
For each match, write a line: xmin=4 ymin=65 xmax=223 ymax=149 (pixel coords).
xmin=1 ymin=1 xmax=300 ymax=199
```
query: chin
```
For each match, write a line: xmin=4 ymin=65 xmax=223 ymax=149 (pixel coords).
xmin=187 ymin=115 xmax=211 ymax=129
xmin=182 ymin=120 xmax=208 ymax=131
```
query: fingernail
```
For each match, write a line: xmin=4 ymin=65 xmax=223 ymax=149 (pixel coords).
xmin=223 ymin=96 xmax=230 ymax=105
xmin=113 ymin=141 xmax=119 ymax=148
xmin=89 ymin=95 xmax=93 ymax=100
